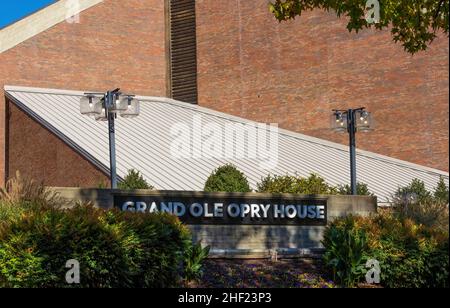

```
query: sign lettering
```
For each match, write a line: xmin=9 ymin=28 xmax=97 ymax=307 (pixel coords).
xmin=114 ymin=194 xmax=327 ymax=226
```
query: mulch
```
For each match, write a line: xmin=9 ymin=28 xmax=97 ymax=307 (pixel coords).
xmin=190 ymin=258 xmax=337 ymax=288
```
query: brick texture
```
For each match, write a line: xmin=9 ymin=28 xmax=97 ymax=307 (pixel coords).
xmin=0 ymin=0 xmax=168 ymax=185
xmin=7 ymin=101 xmax=109 ymax=187
xmin=196 ymin=0 xmax=449 ymax=172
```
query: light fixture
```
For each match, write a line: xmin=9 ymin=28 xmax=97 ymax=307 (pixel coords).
xmin=360 ymin=110 xmax=369 ymax=121
xmin=80 ymin=95 xmax=102 ymax=116
xmin=331 ymin=107 xmax=373 ymax=195
xmin=94 ymin=107 xmax=108 ymax=121
xmin=109 ymin=93 xmax=128 ymax=113
xmin=356 ymin=110 xmax=373 ymax=132
xmin=119 ymin=96 xmax=140 ymax=118
xmin=331 ymin=111 xmax=348 ymax=132
xmin=79 ymin=88 xmax=142 ymax=188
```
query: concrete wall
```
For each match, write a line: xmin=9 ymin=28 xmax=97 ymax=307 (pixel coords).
xmin=51 ymin=187 xmax=377 ymax=256
xmin=196 ymin=0 xmax=449 ymax=172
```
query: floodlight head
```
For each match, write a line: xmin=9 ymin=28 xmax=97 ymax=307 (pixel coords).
xmin=356 ymin=110 xmax=373 ymax=132
xmin=119 ymin=96 xmax=140 ymax=118
xmin=331 ymin=111 xmax=347 ymax=132
xmin=80 ymin=95 xmax=102 ymax=116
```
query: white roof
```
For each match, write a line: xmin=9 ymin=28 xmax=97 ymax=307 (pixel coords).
xmin=5 ymin=85 xmax=449 ymax=203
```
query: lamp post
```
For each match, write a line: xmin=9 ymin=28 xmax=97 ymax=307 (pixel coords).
xmin=80 ymin=89 xmax=140 ymax=189
xmin=331 ymin=108 xmax=373 ymax=195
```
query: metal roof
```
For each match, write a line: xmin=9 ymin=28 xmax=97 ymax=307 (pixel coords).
xmin=5 ymin=85 xmax=449 ymax=203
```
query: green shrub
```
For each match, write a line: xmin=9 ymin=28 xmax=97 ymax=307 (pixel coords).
xmin=0 ymin=202 xmax=191 ymax=288
xmin=393 ymin=178 xmax=433 ymax=203
xmin=368 ymin=214 xmax=449 ymax=288
xmin=323 ymin=213 xmax=449 ymax=288
xmin=183 ymin=241 xmax=210 ymax=283
xmin=204 ymin=164 xmax=251 ymax=193
xmin=257 ymin=173 xmax=337 ymax=195
xmin=393 ymin=199 xmax=449 ymax=231
xmin=392 ymin=177 xmax=449 ymax=205
xmin=118 ymin=169 xmax=153 ymax=190
xmin=323 ymin=215 xmax=368 ymax=287
xmin=391 ymin=178 xmax=449 ymax=230
xmin=434 ymin=177 xmax=449 ymax=204
xmin=336 ymin=182 xmax=374 ymax=196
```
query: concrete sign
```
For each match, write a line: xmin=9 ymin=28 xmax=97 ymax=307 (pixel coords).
xmin=50 ymin=188 xmax=377 ymax=253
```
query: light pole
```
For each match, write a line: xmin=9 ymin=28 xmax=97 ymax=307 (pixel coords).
xmin=331 ymin=108 xmax=373 ymax=195
xmin=80 ymin=89 xmax=140 ymax=189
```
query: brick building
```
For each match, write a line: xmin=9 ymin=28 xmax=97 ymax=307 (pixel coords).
xmin=0 ymin=0 xmax=448 ymax=188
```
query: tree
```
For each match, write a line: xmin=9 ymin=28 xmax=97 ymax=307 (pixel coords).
xmin=269 ymin=0 xmax=449 ymax=54
xmin=118 ymin=169 xmax=153 ymax=190
xmin=393 ymin=178 xmax=432 ymax=202
xmin=434 ymin=177 xmax=449 ymax=204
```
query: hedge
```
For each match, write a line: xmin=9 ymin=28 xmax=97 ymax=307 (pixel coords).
xmin=323 ymin=213 xmax=449 ymax=288
xmin=0 ymin=201 xmax=191 ymax=288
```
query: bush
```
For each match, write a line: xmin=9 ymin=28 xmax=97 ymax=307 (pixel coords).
xmin=368 ymin=214 xmax=449 ymax=288
xmin=393 ymin=178 xmax=433 ymax=203
xmin=434 ymin=177 xmax=449 ymax=204
xmin=0 ymin=174 xmax=188 ymax=288
xmin=391 ymin=178 xmax=449 ymax=231
xmin=0 ymin=202 xmax=191 ymax=288
xmin=393 ymin=199 xmax=449 ymax=231
xmin=257 ymin=173 xmax=337 ymax=195
xmin=323 ymin=213 xmax=449 ymax=288
xmin=0 ymin=172 xmax=208 ymax=288
xmin=204 ymin=164 xmax=251 ymax=193
xmin=336 ymin=183 xmax=374 ymax=196
xmin=322 ymin=215 xmax=368 ymax=287
xmin=118 ymin=169 xmax=153 ymax=190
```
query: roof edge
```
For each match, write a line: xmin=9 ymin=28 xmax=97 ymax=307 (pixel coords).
xmin=4 ymin=89 xmax=121 ymax=182
xmin=4 ymin=85 xmax=449 ymax=178
xmin=0 ymin=0 xmax=103 ymax=54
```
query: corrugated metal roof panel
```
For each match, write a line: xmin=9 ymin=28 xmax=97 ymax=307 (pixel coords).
xmin=5 ymin=85 xmax=449 ymax=203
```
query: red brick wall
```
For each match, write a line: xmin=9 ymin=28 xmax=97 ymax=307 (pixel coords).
xmin=2 ymin=0 xmax=448 ymax=189
xmin=7 ymin=101 xmax=109 ymax=187
xmin=0 ymin=0 xmax=168 ymax=185
xmin=196 ymin=1 xmax=449 ymax=172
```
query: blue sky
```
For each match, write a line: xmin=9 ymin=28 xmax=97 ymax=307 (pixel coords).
xmin=0 ymin=0 xmax=56 ymax=29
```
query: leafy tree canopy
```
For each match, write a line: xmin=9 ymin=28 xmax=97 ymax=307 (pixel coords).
xmin=269 ymin=0 xmax=449 ymax=54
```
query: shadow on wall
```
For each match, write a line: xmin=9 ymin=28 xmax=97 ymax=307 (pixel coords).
xmin=49 ymin=187 xmax=113 ymax=209
xmin=189 ymin=225 xmax=325 ymax=251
